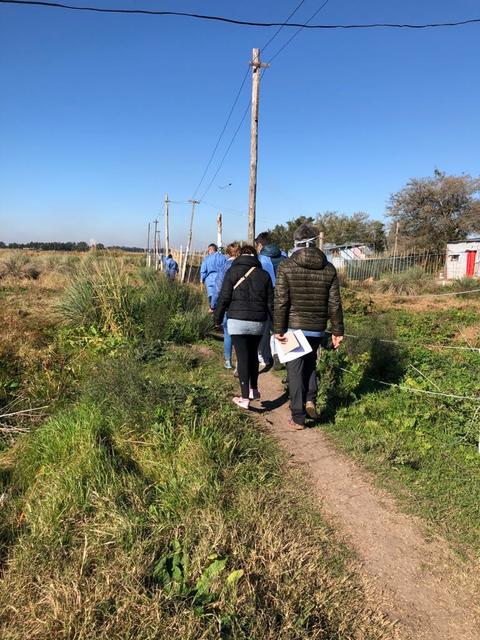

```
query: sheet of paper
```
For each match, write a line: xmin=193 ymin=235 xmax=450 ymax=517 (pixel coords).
xmin=271 ymin=330 xmax=313 ymax=363
xmin=281 ymin=331 xmax=300 ymax=354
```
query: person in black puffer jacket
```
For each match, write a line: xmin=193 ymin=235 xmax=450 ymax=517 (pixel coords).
xmin=274 ymin=223 xmax=344 ymax=429
xmin=215 ymin=245 xmax=274 ymax=410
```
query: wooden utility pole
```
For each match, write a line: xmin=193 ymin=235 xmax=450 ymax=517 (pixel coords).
xmin=248 ymin=48 xmax=269 ymax=245
xmin=146 ymin=222 xmax=151 ymax=267
xmin=164 ymin=193 xmax=170 ymax=257
xmin=155 ymin=229 xmax=161 ymax=270
xmin=182 ymin=199 xmax=199 ymax=282
xmin=217 ymin=212 xmax=223 ymax=250
xmin=319 ymin=231 xmax=325 ymax=251
xmin=153 ymin=218 xmax=159 ymax=268
xmin=392 ymin=221 xmax=400 ymax=274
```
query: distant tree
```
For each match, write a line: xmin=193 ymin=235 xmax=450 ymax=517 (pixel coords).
xmin=1 ymin=241 xmax=92 ymax=251
xmin=266 ymin=215 xmax=315 ymax=251
xmin=316 ymin=211 xmax=386 ymax=251
xmin=107 ymin=245 xmax=144 ymax=253
xmin=386 ymin=170 xmax=480 ymax=253
xmin=0 ymin=241 xmax=6 ymax=249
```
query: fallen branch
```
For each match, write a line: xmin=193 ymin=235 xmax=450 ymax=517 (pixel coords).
xmin=0 ymin=426 xmax=30 ymax=433
xmin=0 ymin=405 xmax=49 ymax=420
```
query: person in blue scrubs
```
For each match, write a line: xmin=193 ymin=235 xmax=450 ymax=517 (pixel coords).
xmin=200 ymin=243 xmax=227 ymax=306
xmin=164 ymin=253 xmax=179 ymax=280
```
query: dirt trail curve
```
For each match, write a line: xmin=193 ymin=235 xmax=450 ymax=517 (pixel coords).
xmin=256 ymin=370 xmax=479 ymax=640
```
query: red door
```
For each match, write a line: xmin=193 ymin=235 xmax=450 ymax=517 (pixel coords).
xmin=466 ymin=250 xmax=477 ymax=277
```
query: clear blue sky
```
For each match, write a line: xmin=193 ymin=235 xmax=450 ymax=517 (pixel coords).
xmin=1 ymin=0 xmax=479 ymax=248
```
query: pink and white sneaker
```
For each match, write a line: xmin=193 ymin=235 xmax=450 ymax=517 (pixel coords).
xmin=249 ymin=389 xmax=261 ymax=400
xmin=232 ymin=396 xmax=250 ymax=410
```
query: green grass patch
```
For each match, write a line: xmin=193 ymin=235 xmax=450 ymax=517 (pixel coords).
xmin=316 ymin=310 xmax=480 ymax=557
xmin=0 ymin=346 xmax=390 ymax=639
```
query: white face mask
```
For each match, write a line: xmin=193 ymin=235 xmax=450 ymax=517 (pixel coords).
xmin=294 ymin=236 xmax=318 ymax=248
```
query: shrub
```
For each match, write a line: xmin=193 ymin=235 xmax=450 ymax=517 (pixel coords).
xmin=58 ymin=260 xmax=212 ymax=345
xmin=58 ymin=259 xmax=140 ymax=337
xmin=374 ymin=266 xmax=434 ymax=295
xmin=0 ymin=253 xmax=42 ymax=280
xmin=447 ymin=276 xmax=480 ymax=297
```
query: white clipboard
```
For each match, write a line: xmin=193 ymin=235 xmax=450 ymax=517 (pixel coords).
xmin=270 ymin=330 xmax=313 ymax=363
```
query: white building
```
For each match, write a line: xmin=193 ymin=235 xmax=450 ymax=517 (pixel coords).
xmin=324 ymin=243 xmax=373 ymax=270
xmin=446 ymin=238 xmax=480 ymax=280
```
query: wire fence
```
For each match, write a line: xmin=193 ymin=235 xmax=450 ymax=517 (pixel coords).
xmin=330 ymin=251 xmax=446 ymax=281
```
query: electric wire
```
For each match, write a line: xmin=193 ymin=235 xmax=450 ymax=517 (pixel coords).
xmin=201 ymin=200 xmax=279 ymax=224
xmin=267 ymin=0 xmax=330 ymax=63
xmin=190 ymin=68 xmax=249 ymax=199
xmin=198 ymin=101 xmax=251 ymax=202
xmin=261 ymin=0 xmax=308 ymax=53
xmin=191 ymin=0 xmax=310 ymax=201
xmin=195 ymin=0 xmax=332 ymax=203
xmin=2 ymin=1 xmax=480 ymax=30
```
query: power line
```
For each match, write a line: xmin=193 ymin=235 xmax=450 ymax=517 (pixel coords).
xmin=201 ymin=200 xmax=279 ymax=224
xmin=267 ymin=0 xmax=330 ymax=63
xmin=261 ymin=0 xmax=308 ymax=53
xmin=198 ymin=101 xmax=251 ymax=202
xmin=191 ymin=68 xmax=249 ymax=200
xmin=195 ymin=1 xmax=333 ymax=204
xmin=191 ymin=0 xmax=310 ymax=201
xmin=2 ymin=2 xmax=480 ymax=30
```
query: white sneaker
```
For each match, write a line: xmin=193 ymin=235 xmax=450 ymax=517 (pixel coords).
xmin=232 ymin=396 xmax=250 ymax=410
xmin=249 ymin=389 xmax=261 ymax=400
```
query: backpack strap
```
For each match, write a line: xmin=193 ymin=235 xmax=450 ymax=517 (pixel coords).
xmin=233 ymin=266 xmax=256 ymax=290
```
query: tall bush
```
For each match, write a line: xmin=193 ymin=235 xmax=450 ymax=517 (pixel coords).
xmin=58 ymin=259 xmax=212 ymax=344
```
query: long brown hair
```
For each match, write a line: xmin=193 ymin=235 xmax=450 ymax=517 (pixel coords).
xmin=226 ymin=242 xmax=241 ymax=258
xmin=239 ymin=244 xmax=257 ymax=256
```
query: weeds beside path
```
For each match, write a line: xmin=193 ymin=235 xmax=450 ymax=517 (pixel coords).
xmin=253 ymin=368 xmax=480 ymax=640
xmin=0 ymin=263 xmax=392 ymax=639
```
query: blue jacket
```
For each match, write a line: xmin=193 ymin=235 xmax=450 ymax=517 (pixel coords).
xmin=261 ymin=244 xmax=287 ymax=275
xmin=164 ymin=257 xmax=178 ymax=279
xmin=258 ymin=254 xmax=276 ymax=287
xmin=211 ymin=257 xmax=234 ymax=309
xmin=200 ymin=252 xmax=227 ymax=298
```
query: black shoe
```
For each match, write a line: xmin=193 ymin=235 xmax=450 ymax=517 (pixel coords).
xmin=273 ymin=354 xmax=284 ymax=371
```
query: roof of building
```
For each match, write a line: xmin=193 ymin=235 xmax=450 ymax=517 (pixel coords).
xmin=447 ymin=237 xmax=480 ymax=245
xmin=324 ymin=242 xmax=373 ymax=251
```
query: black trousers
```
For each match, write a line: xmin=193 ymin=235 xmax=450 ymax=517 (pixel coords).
xmin=286 ymin=337 xmax=322 ymax=425
xmin=231 ymin=334 xmax=262 ymax=399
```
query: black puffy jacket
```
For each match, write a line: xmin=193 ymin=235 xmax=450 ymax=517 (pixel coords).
xmin=215 ymin=255 xmax=274 ymax=325
xmin=273 ymin=247 xmax=344 ymax=336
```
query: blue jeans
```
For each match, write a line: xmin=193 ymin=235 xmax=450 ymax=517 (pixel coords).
xmin=223 ymin=315 xmax=232 ymax=361
xmin=258 ymin=318 xmax=273 ymax=363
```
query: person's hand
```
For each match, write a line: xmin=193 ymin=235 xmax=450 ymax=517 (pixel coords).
xmin=332 ymin=335 xmax=344 ymax=349
xmin=275 ymin=333 xmax=287 ymax=343
xmin=208 ymin=308 xmax=214 ymax=314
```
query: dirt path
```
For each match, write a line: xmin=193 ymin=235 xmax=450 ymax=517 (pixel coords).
xmin=255 ymin=369 xmax=479 ymax=640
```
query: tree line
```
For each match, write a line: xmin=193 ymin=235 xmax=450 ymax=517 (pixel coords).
xmin=0 ymin=242 xmax=144 ymax=253
xmin=266 ymin=170 xmax=480 ymax=254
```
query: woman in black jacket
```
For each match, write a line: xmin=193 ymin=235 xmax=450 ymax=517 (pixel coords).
xmin=215 ymin=245 xmax=274 ymax=409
